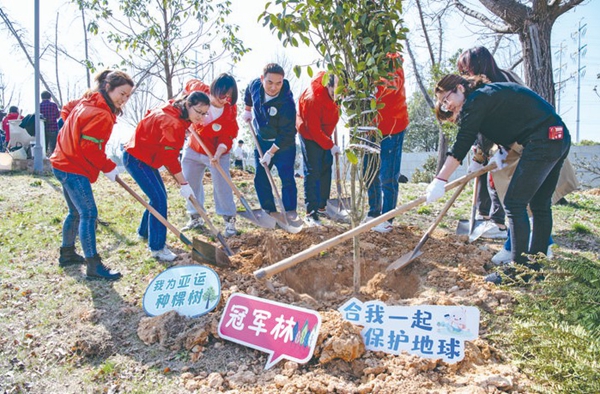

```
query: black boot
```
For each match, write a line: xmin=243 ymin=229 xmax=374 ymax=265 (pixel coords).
xmin=59 ymin=246 xmax=85 ymax=267
xmin=85 ymin=255 xmax=122 ymax=281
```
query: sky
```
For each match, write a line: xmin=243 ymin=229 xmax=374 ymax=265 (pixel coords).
xmin=0 ymin=0 xmax=598 ymax=143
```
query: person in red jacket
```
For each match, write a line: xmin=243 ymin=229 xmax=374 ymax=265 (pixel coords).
xmin=50 ymin=69 xmax=134 ymax=280
xmin=363 ymin=53 xmax=409 ymax=233
xmin=123 ymin=91 xmax=210 ymax=262
xmin=296 ymin=71 xmax=340 ymax=226
xmin=180 ymin=74 xmax=240 ymax=236
xmin=2 ymin=106 xmax=22 ymax=150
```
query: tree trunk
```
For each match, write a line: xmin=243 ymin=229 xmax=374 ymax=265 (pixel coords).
xmin=519 ymin=20 xmax=555 ymax=104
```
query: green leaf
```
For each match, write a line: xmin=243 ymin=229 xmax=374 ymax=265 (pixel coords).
xmin=293 ymin=65 xmax=301 ymax=78
xmin=307 ymin=65 xmax=313 ymax=78
xmin=346 ymin=150 xmax=358 ymax=165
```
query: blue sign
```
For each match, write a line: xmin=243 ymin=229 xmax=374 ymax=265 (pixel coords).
xmin=143 ymin=265 xmax=221 ymax=318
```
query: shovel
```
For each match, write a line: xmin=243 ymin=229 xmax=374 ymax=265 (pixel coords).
xmin=325 ymin=127 xmax=351 ymax=223
xmin=115 ymin=176 xmax=230 ymax=268
xmin=386 ymin=180 xmax=469 ymax=271
xmin=187 ymin=128 xmax=276 ymax=229
xmin=246 ymin=121 xmax=303 ymax=234
xmin=253 ymin=163 xmax=496 ymax=279
xmin=186 ymin=195 xmax=234 ymax=257
xmin=455 ymin=174 xmax=494 ymax=242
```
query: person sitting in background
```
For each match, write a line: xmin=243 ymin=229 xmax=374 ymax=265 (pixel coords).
xmin=40 ymin=91 xmax=61 ymax=156
xmin=428 ymin=74 xmax=570 ymax=282
xmin=2 ymin=106 xmax=22 ymax=149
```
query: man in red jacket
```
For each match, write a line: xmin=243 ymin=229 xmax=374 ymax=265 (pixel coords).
xmin=296 ymin=71 xmax=340 ymax=226
xmin=363 ymin=53 xmax=409 ymax=233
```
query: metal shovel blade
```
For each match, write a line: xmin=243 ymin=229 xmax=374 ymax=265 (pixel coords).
xmin=456 ymin=219 xmax=494 ymax=243
xmin=238 ymin=208 xmax=277 ymax=229
xmin=386 ymin=249 xmax=424 ymax=272
xmin=192 ymin=237 xmax=232 ymax=268
xmin=270 ymin=212 xmax=304 ymax=234
xmin=325 ymin=197 xmax=351 ymax=223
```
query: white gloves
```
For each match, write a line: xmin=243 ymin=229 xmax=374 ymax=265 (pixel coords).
xmin=467 ymin=159 xmax=484 ymax=173
xmin=242 ymin=109 xmax=252 ymax=123
xmin=425 ymin=178 xmax=447 ymax=203
xmin=103 ymin=167 xmax=120 ymax=182
xmin=260 ymin=150 xmax=274 ymax=167
xmin=491 ymin=148 xmax=508 ymax=172
xmin=330 ymin=145 xmax=341 ymax=156
xmin=180 ymin=183 xmax=195 ymax=200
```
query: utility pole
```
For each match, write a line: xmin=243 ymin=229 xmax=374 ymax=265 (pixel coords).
xmin=553 ymin=41 xmax=568 ymax=114
xmin=572 ymin=19 xmax=587 ymax=144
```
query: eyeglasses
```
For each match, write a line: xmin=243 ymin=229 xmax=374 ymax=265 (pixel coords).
xmin=439 ymin=89 xmax=455 ymax=112
xmin=191 ymin=105 xmax=208 ymax=116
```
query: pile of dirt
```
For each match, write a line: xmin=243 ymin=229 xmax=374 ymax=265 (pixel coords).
xmin=136 ymin=224 xmax=530 ymax=393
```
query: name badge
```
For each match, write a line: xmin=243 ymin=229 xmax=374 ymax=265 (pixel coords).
xmin=268 ymin=107 xmax=278 ymax=116
xmin=212 ymin=123 xmax=222 ymax=132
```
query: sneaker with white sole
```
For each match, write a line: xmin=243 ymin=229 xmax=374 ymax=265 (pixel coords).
xmin=361 ymin=215 xmax=377 ymax=225
xmin=182 ymin=214 xmax=204 ymax=231
xmin=481 ymin=224 xmax=508 ymax=239
xmin=372 ymin=221 xmax=393 ymax=233
xmin=491 ymin=248 xmax=512 ymax=265
xmin=546 ymin=246 xmax=554 ymax=260
xmin=304 ymin=212 xmax=322 ymax=227
xmin=285 ymin=210 xmax=299 ymax=221
xmin=224 ymin=216 xmax=238 ymax=238
xmin=151 ymin=247 xmax=177 ymax=262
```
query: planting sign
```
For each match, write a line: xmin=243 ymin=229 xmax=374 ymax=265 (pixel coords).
xmin=143 ymin=265 xmax=221 ymax=318
xmin=218 ymin=293 xmax=321 ymax=369
xmin=339 ymin=298 xmax=480 ymax=363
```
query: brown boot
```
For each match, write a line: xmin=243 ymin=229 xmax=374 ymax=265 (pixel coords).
xmin=59 ymin=246 xmax=85 ymax=267
xmin=85 ymin=255 xmax=122 ymax=281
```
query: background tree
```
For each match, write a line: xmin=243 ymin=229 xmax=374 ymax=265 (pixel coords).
xmin=261 ymin=0 xmax=406 ymax=293
xmin=78 ymin=0 xmax=250 ymax=99
xmin=404 ymin=91 xmax=439 ymax=153
xmin=453 ymin=0 xmax=586 ymax=104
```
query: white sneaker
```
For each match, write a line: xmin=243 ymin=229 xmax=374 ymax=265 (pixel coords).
xmin=371 ymin=221 xmax=393 ymax=233
xmin=224 ymin=217 xmax=237 ymax=238
xmin=182 ymin=214 xmax=204 ymax=231
xmin=304 ymin=213 xmax=322 ymax=227
xmin=546 ymin=245 xmax=554 ymax=260
xmin=481 ymin=224 xmax=508 ymax=239
xmin=361 ymin=215 xmax=376 ymax=225
xmin=151 ymin=247 xmax=177 ymax=262
xmin=491 ymin=248 xmax=512 ymax=265
xmin=285 ymin=210 xmax=299 ymax=221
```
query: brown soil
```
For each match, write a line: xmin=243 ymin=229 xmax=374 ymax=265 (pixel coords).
xmin=136 ymin=222 xmax=528 ymax=393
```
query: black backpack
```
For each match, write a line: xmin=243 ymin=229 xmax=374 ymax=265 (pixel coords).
xmin=19 ymin=114 xmax=37 ymax=137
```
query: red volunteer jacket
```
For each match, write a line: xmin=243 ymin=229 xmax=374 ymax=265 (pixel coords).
xmin=375 ymin=58 xmax=409 ymax=136
xmin=184 ymin=79 xmax=238 ymax=155
xmin=61 ymin=98 xmax=81 ymax=122
xmin=50 ymin=92 xmax=117 ymax=182
xmin=296 ymin=71 xmax=340 ymax=150
xmin=125 ymin=101 xmax=190 ymax=174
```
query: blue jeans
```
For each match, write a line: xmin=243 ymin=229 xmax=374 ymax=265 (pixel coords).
xmin=503 ymin=229 xmax=554 ymax=251
xmin=53 ymin=168 xmax=98 ymax=258
xmin=300 ymin=137 xmax=333 ymax=214
xmin=363 ymin=131 xmax=406 ymax=221
xmin=504 ymin=131 xmax=570 ymax=264
xmin=123 ymin=151 xmax=168 ymax=251
xmin=254 ymin=138 xmax=297 ymax=213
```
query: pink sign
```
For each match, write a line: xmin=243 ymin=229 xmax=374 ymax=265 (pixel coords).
xmin=218 ymin=293 xmax=322 ymax=369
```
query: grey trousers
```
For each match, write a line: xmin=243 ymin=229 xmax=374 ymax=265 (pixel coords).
xmin=181 ymin=147 xmax=236 ymax=218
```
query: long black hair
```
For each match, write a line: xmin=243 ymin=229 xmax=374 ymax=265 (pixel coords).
xmin=174 ymin=91 xmax=210 ymax=120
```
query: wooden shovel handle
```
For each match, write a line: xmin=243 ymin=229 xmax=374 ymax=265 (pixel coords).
xmin=253 ymin=162 xmax=496 ymax=279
